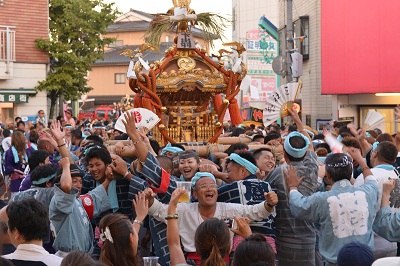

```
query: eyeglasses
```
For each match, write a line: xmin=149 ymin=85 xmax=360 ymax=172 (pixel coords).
xmin=196 ymin=183 xmax=218 ymax=190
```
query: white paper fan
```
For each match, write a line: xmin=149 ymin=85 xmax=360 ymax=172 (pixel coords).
xmin=115 ymin=108 xmax=160 ymax=133
xmin=363 ymin=110 xmax=385 ymax=133
xmin=263 ymin=81 xmax=302 ymax=127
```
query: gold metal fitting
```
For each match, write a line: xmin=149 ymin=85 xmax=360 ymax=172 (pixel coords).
xmin=160 ymin=106 xmax=167 ymax=112
xmin=223 ymin=99 xmax=229 ymax=104
xmin=215 ymin=122 xmax=222 ymax=127
xmin=159 ymin=124 xmax=166 ymax=130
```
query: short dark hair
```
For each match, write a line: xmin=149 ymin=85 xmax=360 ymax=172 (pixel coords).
xmin=376 ymin=133 xmax=394 ymax=143
xmin=3 ymin=129 xmax=11 ymax=138
xmin=325 ymin=153 xmax=353 ymax=182
xmin=156 ymin=155 xmax=172 ymax=172
xmin=14 ymin=117 xmax=22 ymax=122
xmin=28 ymin=150 xmax=49 ymax=171
xmin=341 ymin=137 xmax=362 ymax=151
xmin=252 ymin=134 xmax=264 ymax=143
xmin=30 ymin=165 xmax=57 ymax=188
xmin=376 ymin=141 xmax=397 ymax=164
xmin=38 ymin=110 xmax=44 ymax=114
xmin=314 ymin=143 xmax=331 ymax=154
xmin=264 ymin=133 xmax=281 ymax=144
xmin=71 ymin=129 xmax=83 ymax=140
xmin=85 ymin=147 xmax=112 ymax=166
xmin=233 ymin=233 xmax=275 ymax=266
xmin=253 ymin=148 xmax=273 ymax=161
xmin=224 ymin=143 xmax=249 ymax=155
xmin=7 ymin=198 xmax=49 ymax=241
xmin=86 ymin=134 xmax=104 ymax=145
xmin=284 ymin=135 xmax=307 ymax=162
xmin=16 ymin=121 xmax=25 ymax=128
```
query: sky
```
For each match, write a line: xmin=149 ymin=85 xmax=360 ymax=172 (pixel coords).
xmin=102 ymin=0 xmax=233 ymax=47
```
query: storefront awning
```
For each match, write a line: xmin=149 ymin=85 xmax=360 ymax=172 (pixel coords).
xmin=0 ymin=89 xmax=36 ymax=103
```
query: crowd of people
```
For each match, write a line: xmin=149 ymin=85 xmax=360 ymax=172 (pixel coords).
xmin=0 ymin=107 xmax=399 ymax=266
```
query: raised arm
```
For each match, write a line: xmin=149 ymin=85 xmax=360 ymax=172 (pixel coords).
xmin=132 ymin=191 xmax=149 ymax=236
xmin=49 ymin=120 xmax=74 ymax=164
xmin=58 ymin=158 xmax=72 ymax=194
xmin=347 ymin=147 xmax=373 ymax=179
xmin=122 ymin=111 xmax=149 ymax=163
xmin=166 ymin=188 xmax=187 ymax=266
xmin=288 ymin=108 xmax=313 ymax=151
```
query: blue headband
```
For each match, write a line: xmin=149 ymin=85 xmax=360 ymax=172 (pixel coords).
xmin=65 ymin=126 xmax=73 ymax=129
xmin=284 ymin=131 xmax=310 ymax=158
xmin=229 ymin=153 xmax=258 ymax=174
xmin=365 ymin=132 xmax=372 ymax=138
xmin=32 ymin=173 xmax=56 ymax=185
xmin=191 ymin=172 xmax=216 ymax=187
xmin=161 ymin=143 xmax=183 ymax=156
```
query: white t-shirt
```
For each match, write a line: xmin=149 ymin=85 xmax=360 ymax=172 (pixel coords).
xmin=148 ymin=200 xmax=274 ymax=252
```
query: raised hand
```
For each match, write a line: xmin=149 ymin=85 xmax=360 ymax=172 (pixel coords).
xmin=169 ymin=187 xmax=186 ymax=207
xmin=122 ymin=111 xmax=139 ymax=140
xmin=109 ymin=154 xmax=128 ymax=176
xmin=132 ymin=191 xmax=149 ymax=222
xmin=143 ymin=188 xmax=156 ymax=207
xmin=231 ymin=216 xmax=252 ymax=238
xmin=50 ymin=120 xmax=65 ymax=141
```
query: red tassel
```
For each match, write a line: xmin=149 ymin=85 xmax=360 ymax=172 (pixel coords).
xmin=228 ymin=98 xmax=243 ymax=125
xmin=213 ymin=94 xmax=223 ymax=113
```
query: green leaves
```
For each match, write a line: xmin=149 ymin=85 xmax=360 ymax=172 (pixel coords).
xmin=35 ymin=0 xmax=120 ymax=116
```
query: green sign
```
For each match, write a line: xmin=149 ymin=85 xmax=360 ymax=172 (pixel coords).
xmin=0 ymin=93 xmax=29 ymax=103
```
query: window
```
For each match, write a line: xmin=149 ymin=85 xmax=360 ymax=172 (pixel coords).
xmin=108 ymin=40 xmax=123 ymax=48
xmin=97 ymin=110 xmax=105 ymax=119
xmin=294 ymin=16 xmax=309 ymax=59
xmin=114 ymin=73 xmax=125 ymax=84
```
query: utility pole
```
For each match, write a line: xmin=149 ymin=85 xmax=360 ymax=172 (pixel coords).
xmin=286 ymin=0 xmax=294 ymax=82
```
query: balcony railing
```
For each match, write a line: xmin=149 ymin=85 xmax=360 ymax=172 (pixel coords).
xmin=0 ymin=25 xmax=16 ymax=76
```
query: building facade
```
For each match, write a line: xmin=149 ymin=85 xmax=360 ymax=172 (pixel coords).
xmin=0 ymin=0 xmax=49 ymax=124
xmin=232 ymin=0 xmax=280 ymax=112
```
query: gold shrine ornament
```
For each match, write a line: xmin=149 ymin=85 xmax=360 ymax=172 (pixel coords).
xmin=177 ymin=57 xmax=196 ymax=71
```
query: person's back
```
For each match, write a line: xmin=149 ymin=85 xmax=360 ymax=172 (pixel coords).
xmin=265 ymin=131 xmax=319 ymax=266
xmin=2 ymin=198 xmax=62 ymax=265
xmin=287 ymin=151 xmax=378 ymax=264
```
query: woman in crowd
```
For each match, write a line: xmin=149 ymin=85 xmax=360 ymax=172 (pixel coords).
xmin=4 ymin=130 xmax=34 ymax=198
xmin=98 ymin=189 xmax=147 ymax=266
xmin=233 ymin=233 xmax=276 ymax=266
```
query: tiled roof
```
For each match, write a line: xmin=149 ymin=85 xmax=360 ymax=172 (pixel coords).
xmin=93 ymin=42 xmax=174 ymax=65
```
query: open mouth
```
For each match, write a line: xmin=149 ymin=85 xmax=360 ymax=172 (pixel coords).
xmin=182 ymin=169 xmax=193 ymax=176
xmin=205 ymin=193 xmax=214 ymax=198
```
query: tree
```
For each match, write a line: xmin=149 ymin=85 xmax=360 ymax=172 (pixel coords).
xmin=35 ymin=0 xmax=119 ymax=118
